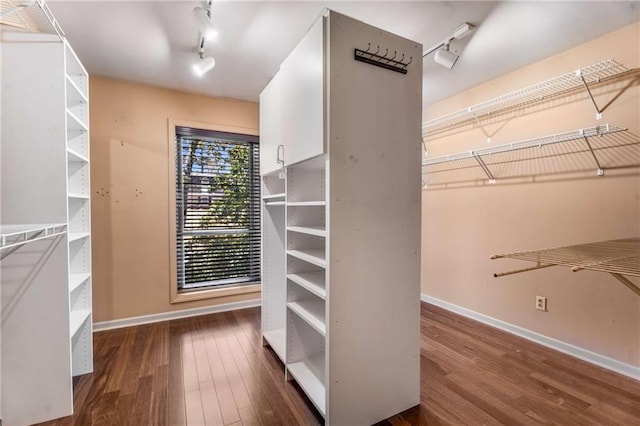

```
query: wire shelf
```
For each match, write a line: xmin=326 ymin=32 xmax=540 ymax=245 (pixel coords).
xmin=422 ymin=59 xmax=630 ymax=140
xmin=0 ymin=0 xmax=63 ymax=37
xmin=0 ymin=223 xmax=67 ymax=258
xmin=492 ymin=238 xmax=640 ymax=296
xmin=422 ymin=125 xmax=640 ymax=188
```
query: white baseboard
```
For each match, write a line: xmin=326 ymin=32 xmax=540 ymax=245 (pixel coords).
xmin=421 ymin=294 xmax=640 ymax=381
xmin=93 ymin=299 xmax=261 ymax=332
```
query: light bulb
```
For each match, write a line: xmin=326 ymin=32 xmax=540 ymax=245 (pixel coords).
xmin=193 ymin=56 xmax=216 ymax=77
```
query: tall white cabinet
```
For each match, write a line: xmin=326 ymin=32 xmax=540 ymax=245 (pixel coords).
xmin=1 ymin=29 xmax=93 ymax=425
xmin=260 ymin=10 xmax=422 ymax=425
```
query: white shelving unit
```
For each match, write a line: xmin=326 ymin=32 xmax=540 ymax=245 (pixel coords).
xmin=260 ymin=10 xmax=422 ymax=425
xmin=1 ymin=2 xmax=93 ymax=423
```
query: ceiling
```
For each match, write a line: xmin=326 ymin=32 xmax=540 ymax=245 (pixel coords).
xmin=46 ymin=1 xmax=640 ymax=109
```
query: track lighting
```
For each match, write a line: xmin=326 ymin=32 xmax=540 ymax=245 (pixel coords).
xmin=192 ymin=6 xmax=217 ymax=41
xmin=434 ymin=45 xmax=458 ymax=69
xmin=193 ymin=42 xmax=216 ymax=77
xmin=422 ymin=22 xmax=475 ymax=70
xmin=191 ymin=1 xmax=217 ymax=77
xmin=193 ymin=56 xmax=216 ymax=77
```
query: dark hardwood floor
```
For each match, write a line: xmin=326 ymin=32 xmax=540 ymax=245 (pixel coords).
xmin=39 ymin=302 xmax=640 ymax=425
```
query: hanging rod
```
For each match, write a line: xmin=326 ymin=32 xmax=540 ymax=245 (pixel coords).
xmin=491 ymin=238 xmax=640 ymax=296
xmin=422 ymin=59 xmax=629 ymax=139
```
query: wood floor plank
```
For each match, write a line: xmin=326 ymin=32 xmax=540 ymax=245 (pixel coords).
xmin=209 ymin=315 xmax=253 ymax=409
xmin=238 ymin=404 xmax=262 ymax=426
xmin=185 ymin=389 xmax=206 ymax=426
xmin=191 ymin=318 xmax=215 ymax=384
xmin=201 ymin=317 xmax=242 ymax=425
xmin=184 ymin=389 xmax=205 ymax=426
xmin=168 ymin=320 xmax=188 ymax=426
xmin=130 ymin=375 xmax=153 ymax=425
xmin=181 ymin=327 xmax=200 ymax=393
xmin=199 ymin=380 xmax=225 ymax=426
xmin=37 ymin=302 xmax=640 ymax=426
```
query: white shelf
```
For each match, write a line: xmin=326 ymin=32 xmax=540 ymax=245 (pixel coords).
xmin=287 ymin=356 xmax=326 ymax=415
xmin=65 ymin=75 xmax=88 ymax=106
xmin=69 ymin=273 xmax=91 ymax=293
xmin=287 ymin=272 xmax=326 ymax=299
xmin=68 ymin=232 xmax=90 ymax=242
xmin=68 ymin=193 xmax=90 ymax=200
xmin=262 ymin=193 xmax=286 ymax=200
xmin=263 ymin=328 xmax=286 ymax=361
xmin=288 ymin=299 xmax=326 ymax=336
xmin=69 ymin=309 xmax=91 ymax=337
xmin=287 ymin=225 xmax=326 ymax=237
xmin=265 ymin=201 xmax=286 ymax=207
xmin=287 ymin=249 xmax=326 ymax=268
xmin=66 ymin=110 xmax=88 ymax=132
xmin=422 ymin=125 xmax=635 ymax=187
xmin=1 ymin=223 xmax=67 ymax=251
xmin=67 ymin=148 xmax=88 ymax=163
xmin=287 ymin=201 xmax=326 ymax=207
xmin=422 ymin=59 xmax=629 ymax=138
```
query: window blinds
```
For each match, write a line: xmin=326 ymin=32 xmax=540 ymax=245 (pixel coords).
xmin=175 ymin=126 xmax=260 ymax=290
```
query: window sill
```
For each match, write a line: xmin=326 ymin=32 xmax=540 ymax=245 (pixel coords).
xmin=171 ymin=282 xmax=261 ymax=304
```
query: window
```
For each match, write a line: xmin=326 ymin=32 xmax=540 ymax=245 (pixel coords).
xmin=175 ymin=126 xmax=260 ymax=292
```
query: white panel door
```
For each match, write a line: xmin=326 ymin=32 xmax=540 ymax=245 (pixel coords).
xmin=259 ymin=71 xmax=284 ymax=175
xmin=281 ymin=16 xmax=324 ymax=166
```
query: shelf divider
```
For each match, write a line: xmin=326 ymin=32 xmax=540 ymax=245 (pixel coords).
xmin=69 ymin=309 xmax=91 ymax=337
xmin=69 ymin=273 xmax=91 ymax=293
xmin=287 ymin=355 xmax=326 ymax=415
xmin=287 ymin=201 xmax=326 ymax=207
xmin=287 ymin=272 xmax=326 ymax=299
xmin=288 ymin=299 xmax=326 ymax=336
xmin=287 ymin=249 xmax=326 ymax=268
xmin=287 ymin=225 xmax=326 ymax=237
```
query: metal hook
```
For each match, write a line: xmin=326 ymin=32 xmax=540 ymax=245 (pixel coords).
xmin=407 ymin=56 xmax=413 ymax=65
xmin=384 ymin=48 xmax=388 ymax=58
xmin=365 ymin=42 xmax=371 ymax=53
xmin=400 ymin=53 xmax=405 ymax=63
xmin=390 ymin=51 xmax=397 ymax=61
xmin=374 ymin=45 xmax=380 ymax=55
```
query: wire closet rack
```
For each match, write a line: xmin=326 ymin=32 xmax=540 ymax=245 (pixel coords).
xmin=0 ymin=0 xmax=63 ymax=36
xmin=422 ymin=125 xmax=640 ymax=188
xmin=491 ymin=238 xmax=640 ymax=296
xmin=422 ymin=59 xmax=631 ymax=140
xmin=0 ymin=223 xmax=67 ymax=260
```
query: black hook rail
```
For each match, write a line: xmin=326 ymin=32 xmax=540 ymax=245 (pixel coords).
xmin=354 ymin=43 xmax=412 ymax=74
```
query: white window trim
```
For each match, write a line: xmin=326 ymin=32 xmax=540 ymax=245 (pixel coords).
xmin=168 ymin=118 xmax=261 ymax=304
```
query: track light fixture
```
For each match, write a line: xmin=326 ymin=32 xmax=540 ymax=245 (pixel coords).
xmin=191 ymin=0 xmax=217 ymax=77
xmin=192 ymin=5 xmax=217 ymax=41
xmin=434 ymin=44 xmax=458 ymax=69
xmin=423 ymin=22 xmax=475 ymax=70
xmin=193 ymin=39 xmax=216 ymax=77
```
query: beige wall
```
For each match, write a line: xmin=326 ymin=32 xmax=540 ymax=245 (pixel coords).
xmin=89 ymin=76 xmax=260 ymax=322
xmin=422 ymin=22 xmax=640 ymax=367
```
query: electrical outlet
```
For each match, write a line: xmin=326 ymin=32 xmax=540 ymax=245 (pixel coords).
xmin=536 ymin=296 xmax=547 ymax=312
